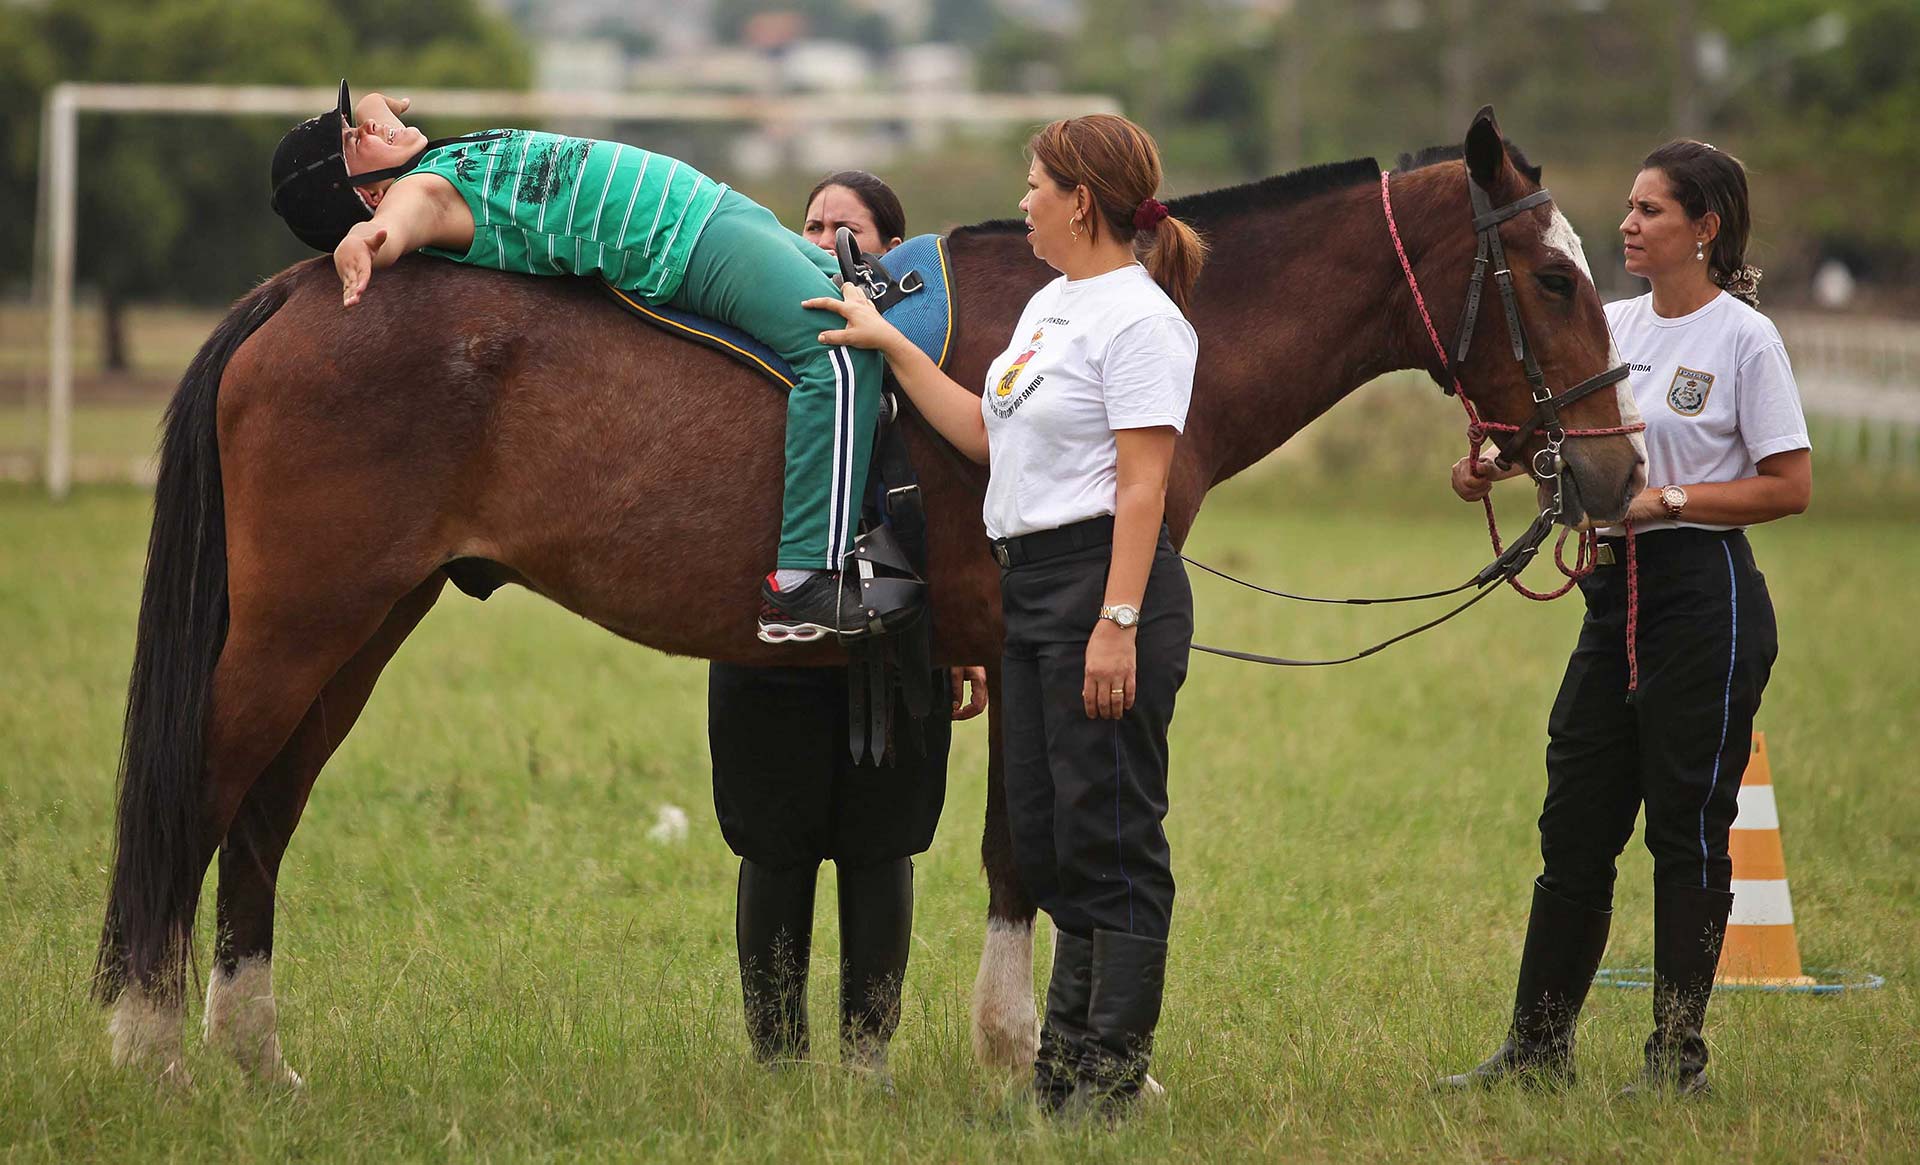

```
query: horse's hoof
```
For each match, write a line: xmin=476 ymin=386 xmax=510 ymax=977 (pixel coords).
xmin=970 ymin=918 xmax=1039 ymax=1072
xmin=203 ymin=957 xmax=304 ymax=1088
xmin=109 ymin=984 xmax=188 ymax=1084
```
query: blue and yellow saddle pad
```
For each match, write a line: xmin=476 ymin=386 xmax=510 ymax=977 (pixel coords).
xmin=602 ymin=233 xmax=954 ymax=387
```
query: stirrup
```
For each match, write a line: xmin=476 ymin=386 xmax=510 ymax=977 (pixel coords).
xmin=845 ymin=523 xmax=927 ymax=638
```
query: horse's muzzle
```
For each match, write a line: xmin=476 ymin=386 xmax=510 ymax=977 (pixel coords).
xmin=1556 ymin=435 xmax=1647 ymax=527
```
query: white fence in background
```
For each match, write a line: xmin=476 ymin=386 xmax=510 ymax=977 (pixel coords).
xmin=1773 ymin=311 xmax=1920 ymax=471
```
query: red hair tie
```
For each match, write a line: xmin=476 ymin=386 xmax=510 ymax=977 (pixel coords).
xmin=1133 ymin=197 xmax=1169 ymax=230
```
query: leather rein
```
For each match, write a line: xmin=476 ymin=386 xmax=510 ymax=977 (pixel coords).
xmin=1186 ymin=168 xmax=1643 ymax=668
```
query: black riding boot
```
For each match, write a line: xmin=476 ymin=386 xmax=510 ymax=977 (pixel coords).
xmin=1032 ymin=929 xmax=1095 ymax=1114
xmin=1064 ymin=929 xmax=1167 ymax=1122
xmin=1437 ymin=878 xmax=1612 ymax=1090
xmin=836 ymin=856 xmax=913 ymax=1086
xmin=1621 ymin=884 xmax=1734 ymax=1098
xmin=736 ymin=858 xmax=818 ymax=1062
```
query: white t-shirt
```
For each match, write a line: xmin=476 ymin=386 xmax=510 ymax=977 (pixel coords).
xmin=1603 ymin=290 xmax=1810 ymax=533
xmin=980 ymin=264 xmax=1198 ymax=540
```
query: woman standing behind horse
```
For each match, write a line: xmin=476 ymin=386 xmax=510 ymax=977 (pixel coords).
xmin=269 ymin=83 xmax=903 ymax=644
xmin=1439 ymin=140 xmax=1810 ymax=1097
xmin=811 ymin=114 xmax=1204 ymax=1121
xmin=710 ymin=171 xmax=987 ymax=1085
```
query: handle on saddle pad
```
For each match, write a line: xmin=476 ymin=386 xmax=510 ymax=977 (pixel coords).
xmin=833 ymin=226 xmax=916 ymax=314
xmin=835 ymin=226 xmax=863 ymax=287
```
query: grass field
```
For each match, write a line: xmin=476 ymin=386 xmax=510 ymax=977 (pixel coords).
xmin=2 ymin=466 xmax=1917 ymax=1162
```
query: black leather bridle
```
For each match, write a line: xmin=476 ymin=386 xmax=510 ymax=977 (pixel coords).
xmin=1448 ymin=177 xmax=1636 ymax=481
xmin=1181 ymin=167 xmax=1642 ymax=668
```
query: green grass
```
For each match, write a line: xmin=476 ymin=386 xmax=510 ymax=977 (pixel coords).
xmin=2 ymin=471 xmax=1916 ymax=1163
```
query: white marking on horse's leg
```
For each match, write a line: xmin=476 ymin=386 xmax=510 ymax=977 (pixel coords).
xmin=204 ymin=956 xmax=303 ymax=1087
xmin=109 ymin=984 xmax=189 ymax=1086
xmin=970 ymin=917 xmax=1038 ymax=1073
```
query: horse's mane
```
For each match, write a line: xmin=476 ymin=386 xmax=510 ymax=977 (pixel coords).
xmin=950 ymin=138 xmax=1540 ymax=237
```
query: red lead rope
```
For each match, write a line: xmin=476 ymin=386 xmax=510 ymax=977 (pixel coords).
xmin=1380 ymin=172 xmax=1645 ymax=694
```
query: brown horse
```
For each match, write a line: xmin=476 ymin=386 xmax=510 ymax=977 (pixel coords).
xmin=96 ymin=110 xmax=1643 ymax=1083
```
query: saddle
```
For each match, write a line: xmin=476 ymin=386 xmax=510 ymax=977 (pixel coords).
xmin=601 ymin=231 xmax=954 ymax=389
xmin=604 ymin=230 xmax=954 ymax=764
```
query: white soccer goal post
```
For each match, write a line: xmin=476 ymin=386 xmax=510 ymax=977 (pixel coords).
xmin=32 ymin=82 xmax=1122 ymax=497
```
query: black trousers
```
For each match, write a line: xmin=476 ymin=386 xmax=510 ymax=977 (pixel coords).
xmin=708 ymin=663 xmax=950 ymax=868
xmin=1000 ymin=528 xmax=1192 ymax=941
xmin=1540 ymin=528 xmax=1779 ymax=911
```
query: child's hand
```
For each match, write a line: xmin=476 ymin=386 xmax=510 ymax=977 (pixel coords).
xmin=335 ymin=228 xmax=388 ymax=308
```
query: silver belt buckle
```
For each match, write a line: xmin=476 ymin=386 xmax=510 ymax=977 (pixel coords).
xmin=1595 ymin=543 xmax=1616 ymax=566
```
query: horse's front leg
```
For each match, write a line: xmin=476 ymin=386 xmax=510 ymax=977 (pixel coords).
xmin=971 ymin=671 xmax=1040 ymax=1073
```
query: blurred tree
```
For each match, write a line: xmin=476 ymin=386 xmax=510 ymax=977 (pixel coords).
xmin=1705 ymin=0 xmax=1920 ymax=281
xmin=2 ymin=0 xmax=527 ymax=367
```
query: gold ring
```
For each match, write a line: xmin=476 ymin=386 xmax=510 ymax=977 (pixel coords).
xmin=1110 ymin=688 xmax=1124 ymax=695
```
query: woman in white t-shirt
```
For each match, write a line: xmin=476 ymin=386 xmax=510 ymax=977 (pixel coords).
xmin=1440 ymin=141 xmax=1811 ymax=1097
xmin=807 ymin=113 xmax=1204 ymax=1121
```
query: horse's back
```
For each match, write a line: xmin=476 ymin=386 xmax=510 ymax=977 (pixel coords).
xmin=210 ymin=259 xmax=809 ymax=653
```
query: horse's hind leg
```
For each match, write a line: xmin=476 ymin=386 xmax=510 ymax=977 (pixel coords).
xmin=110 ymin=579 xmax=421 ymax=1080
xmin=205 ymin=576 xmax=446 ymax=1086
xmin=971 ymin=671 xmax=1042 ymax=1074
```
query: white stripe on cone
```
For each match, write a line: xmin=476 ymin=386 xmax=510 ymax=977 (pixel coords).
xmin=1731 ymin=784 xmax=1779 ymax=831
xmin=1729 ymin=878 xmax=1796 ymax=926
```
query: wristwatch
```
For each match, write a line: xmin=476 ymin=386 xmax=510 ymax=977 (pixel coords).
xmin=1099 ymin=603 xmax=1141 ymax=629
xmin=1659 ymin=484 xmax=1689 ymax=520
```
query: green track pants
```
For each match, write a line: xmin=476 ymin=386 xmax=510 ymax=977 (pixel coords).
xmin=667 ymin=190 xmax=882 ymax=571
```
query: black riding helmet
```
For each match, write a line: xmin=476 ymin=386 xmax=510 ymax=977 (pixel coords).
xmin=269 ymin=80 xmax=502 ymax=252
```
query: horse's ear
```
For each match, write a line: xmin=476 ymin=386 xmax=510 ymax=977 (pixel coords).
xmin=1464 ymin=105 xmax=1508 ymax=190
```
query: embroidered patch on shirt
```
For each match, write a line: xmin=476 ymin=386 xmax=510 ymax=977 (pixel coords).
xmin=1667 ymin=366 xmax=1714 ymax=416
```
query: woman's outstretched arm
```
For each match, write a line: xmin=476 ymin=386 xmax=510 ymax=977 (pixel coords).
xmin=806 ymin=284 xmax=989 ymax=463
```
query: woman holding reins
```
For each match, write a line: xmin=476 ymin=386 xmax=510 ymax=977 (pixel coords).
xmin=811 ymin=113 xmax=1205 ymax=1121
xmin=1439 ymin=140 xmax=1811 ymax=1097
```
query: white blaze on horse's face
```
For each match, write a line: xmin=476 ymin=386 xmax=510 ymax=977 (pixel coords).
xmin=1543 ymin=206 xmax=1648 ymax=470
xmin=1542 ymin=206 xmax=1595 ymax=283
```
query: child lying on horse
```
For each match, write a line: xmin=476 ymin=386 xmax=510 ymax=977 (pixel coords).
xmin=269 ymin=81 xmax=904 ymax=645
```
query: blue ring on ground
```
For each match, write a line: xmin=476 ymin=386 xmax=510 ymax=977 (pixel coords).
xmin=1594 ymin=966 xmax=1886 ymax=994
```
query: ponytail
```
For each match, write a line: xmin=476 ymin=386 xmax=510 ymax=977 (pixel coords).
xmin=1138 ymin=215 xmax=1208 ymax=313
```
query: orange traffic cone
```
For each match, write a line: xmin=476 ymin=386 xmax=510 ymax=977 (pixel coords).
xmin=1718 ymin=733 xmax=1816 ymax=986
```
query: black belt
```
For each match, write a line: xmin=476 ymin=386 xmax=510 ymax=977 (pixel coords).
xmin=990 ymin=515 xmax=1114 ymax=569
xmin=1594 ymin=526 xmax=1745 ymax=567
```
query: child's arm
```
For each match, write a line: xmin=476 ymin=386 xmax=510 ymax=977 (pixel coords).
xmin=353 ymin=92 xmax=411 ymax=127
xmin=335 ymin=175 xmax=471 ymax=308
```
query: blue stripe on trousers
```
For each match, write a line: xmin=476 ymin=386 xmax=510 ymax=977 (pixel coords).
xmin=1697 ymin=541 xmax=1739 ymax=887
xmin=1112 ymin=721 xmax=1136 ymax=933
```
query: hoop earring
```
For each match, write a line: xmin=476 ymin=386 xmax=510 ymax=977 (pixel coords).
xmin=1070 ymin=216 xmax=1082 ymax=241
xmin=1695 ymin=240 xmax=1705 ymax=261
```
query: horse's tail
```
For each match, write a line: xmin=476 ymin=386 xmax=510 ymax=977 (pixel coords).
xmin=93 ymin=274 xmax=294 ymax=1004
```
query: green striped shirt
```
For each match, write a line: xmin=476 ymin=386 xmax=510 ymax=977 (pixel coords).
xmin=401 ymin=129 xmax=729 ymax=303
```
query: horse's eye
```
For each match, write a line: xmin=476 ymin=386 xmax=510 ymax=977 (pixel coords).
xmin=1537 ymin=272 xmax=1575 ymax=298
